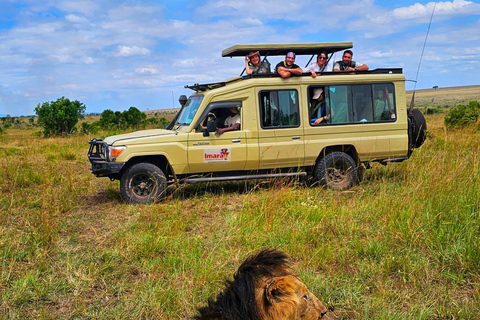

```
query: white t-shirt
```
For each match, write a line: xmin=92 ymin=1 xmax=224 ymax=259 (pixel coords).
xmin=225 ymin=113 xmax=240 ymax=127
xmin=303 ymin=62 xmax=332 ymax=73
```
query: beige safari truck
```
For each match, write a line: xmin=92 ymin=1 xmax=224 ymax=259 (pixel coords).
xmin=87 ymin=42 xmax=427 ymax=204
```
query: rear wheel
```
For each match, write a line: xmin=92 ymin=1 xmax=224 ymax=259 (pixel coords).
xmin=120 ymin=163 xmax=166 ymax=204
xmin=314 ymin=152 xmax=357 ymax=190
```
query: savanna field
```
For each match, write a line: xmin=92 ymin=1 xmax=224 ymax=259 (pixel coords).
xmin=1 ymin=91 xmax=479 ymax=319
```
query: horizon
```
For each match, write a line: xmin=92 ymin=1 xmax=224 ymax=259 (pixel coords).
xmin=1 ymin=0 xmax=479 ymax=117
xmin=1 ymin=83 xmax=478 ymax=118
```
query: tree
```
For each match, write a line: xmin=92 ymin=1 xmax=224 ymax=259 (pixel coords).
xmin=99 ymin=109 xmax=119 ymax=130
xmin=122 ymin=107 xmax=146 ymax=129
xmin=35 ymin=97 xmax=86 ymax=136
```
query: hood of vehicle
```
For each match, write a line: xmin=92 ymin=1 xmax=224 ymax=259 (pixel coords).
xmin=104 ymin=129 xmax=178 ymax=145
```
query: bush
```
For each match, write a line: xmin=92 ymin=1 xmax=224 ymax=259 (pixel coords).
xmin=444 ymin=100 xmax=480 ymax=129
xmin=35 ymin=97 xmax=86 ymax=136
xmin=98 ymin=107 xmax=147 ymax=131
xmin=80 ymin=122 xmax=100 ymax=135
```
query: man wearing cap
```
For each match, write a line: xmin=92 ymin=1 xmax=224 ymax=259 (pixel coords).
xmin=275 ymin=52 xmax=303 ymax=78
xmin=245 ymin=51 xmax=271 ymax=75
xmin=310 ymin=88 xmax=329 ymax=125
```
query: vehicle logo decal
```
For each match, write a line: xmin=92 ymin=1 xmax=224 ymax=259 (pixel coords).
xmin=204 ymin=148 xmax=231 ymax=163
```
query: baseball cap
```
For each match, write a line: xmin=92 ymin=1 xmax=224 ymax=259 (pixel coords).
xmin=312 ymin=88 xmax=324 ymax=99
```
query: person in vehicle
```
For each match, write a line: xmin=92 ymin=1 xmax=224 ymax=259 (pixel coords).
xmin=245 ymin=51 xmax=271 ymax=75
xmin=303 ymin=51 xmax=332 ymax=78
xmin=333 ymin=50 xmax=369 ymax=72
xmin=215 ymin=107 xmax=240 ymax=136
xmin=310 ymin=88 xmax=329 ymax=125
xmin=275 ymin=52 xmax=303 ymax=78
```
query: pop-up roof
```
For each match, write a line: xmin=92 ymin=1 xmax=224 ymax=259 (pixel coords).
xmin=222 ymin=42 xmax=353 ymax=57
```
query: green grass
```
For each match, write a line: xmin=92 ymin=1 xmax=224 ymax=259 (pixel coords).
xmin=1 ymin=114 xmax=479 ymax=319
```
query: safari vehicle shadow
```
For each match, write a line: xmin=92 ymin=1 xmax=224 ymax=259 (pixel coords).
xmin=166 ymin=176 xmax=303 ymax=201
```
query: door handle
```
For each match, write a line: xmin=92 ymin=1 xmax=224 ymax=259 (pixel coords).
xmin=291 ymin=136 xmax=301 ymax=140
xmin=231 ymin=139 xmax=241 ymax=143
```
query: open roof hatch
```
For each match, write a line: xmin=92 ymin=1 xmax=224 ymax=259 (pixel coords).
xmin=223 ymin=42 xmax=353 ymax=76
xmin=222 ymin=42 xmax=353 ymax=57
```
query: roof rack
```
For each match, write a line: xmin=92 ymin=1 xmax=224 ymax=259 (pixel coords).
xmin=185 ymin=76 xmax=243 ymax=92
xmin=185 ymin=82 xmax=226 ymax=92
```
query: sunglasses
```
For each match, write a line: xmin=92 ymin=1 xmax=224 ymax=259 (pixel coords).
xmin=318 ymin=57 xmax=327 ymax=60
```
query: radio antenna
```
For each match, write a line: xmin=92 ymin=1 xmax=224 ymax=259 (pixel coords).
xmin=409 ymin=3 xmax=436 ymax=113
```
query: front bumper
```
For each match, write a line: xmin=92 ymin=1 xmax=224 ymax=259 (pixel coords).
xmin=87 ymin=138 xmax=125 ymax=177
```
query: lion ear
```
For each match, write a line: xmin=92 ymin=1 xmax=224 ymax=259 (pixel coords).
xmin=265 ymin=280 xmax=279 ymax=303
xmin=265 ymin=278 xmax=289 ymax=304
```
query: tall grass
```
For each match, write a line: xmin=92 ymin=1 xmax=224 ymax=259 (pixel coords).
xmin=1 ymin=115 xmax=479 ymax=319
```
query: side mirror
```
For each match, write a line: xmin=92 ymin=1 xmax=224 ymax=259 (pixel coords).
xmin=207 ymin=120 xmax=216 ymax=132
xmin=202 ymin=129 xmax=210 ymax=137
xmin=178 ymin=95 xmax=187 ymax=107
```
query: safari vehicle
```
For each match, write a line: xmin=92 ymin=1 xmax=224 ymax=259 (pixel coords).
xmin=87 ymin=42 xmax=427 ymax=204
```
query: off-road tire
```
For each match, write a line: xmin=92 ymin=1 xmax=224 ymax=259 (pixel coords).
xmin=314 ymin=151 xmax=357 ymax=190
xmin=409 ymin=108 xmax=427 ymax=148
xmin=120 ymin=163 xmax=166 ymax=204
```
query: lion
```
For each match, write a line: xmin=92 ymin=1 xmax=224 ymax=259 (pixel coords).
xmin=194 ymin=249 xmax=328 ymax=319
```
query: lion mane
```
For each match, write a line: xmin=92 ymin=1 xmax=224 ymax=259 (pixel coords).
xmin=194 ymin=249 xmax=327 ymax=320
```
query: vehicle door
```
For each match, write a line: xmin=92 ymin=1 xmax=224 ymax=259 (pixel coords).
xmin=187 ymin=102 xmax=247 ymax=173
xmin=257 ymin=89 xmax=305 ymax=169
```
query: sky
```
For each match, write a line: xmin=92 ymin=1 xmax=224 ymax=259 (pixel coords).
xmin=0 ymin=0 xmax=479 ymax=117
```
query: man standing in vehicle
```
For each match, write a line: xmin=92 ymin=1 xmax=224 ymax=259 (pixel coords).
xmin=333 ymin=50 xmax=369 ymax=72
xmin=275 ymin=52 xmax=303 ymax=78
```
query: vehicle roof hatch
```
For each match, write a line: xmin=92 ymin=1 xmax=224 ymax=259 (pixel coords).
xmin=222 ymin=42 xmax=353 ymax=57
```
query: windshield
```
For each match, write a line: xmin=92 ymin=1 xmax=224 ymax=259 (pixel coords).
xmin=176 ymin=95 xmax=204 ymax=125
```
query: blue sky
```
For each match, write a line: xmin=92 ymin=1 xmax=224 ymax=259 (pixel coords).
xmin=0 ymin=0 xmax=479 ymax=117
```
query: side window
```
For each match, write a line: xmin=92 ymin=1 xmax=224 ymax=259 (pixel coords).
xmin=328 ymin=86 xmax=350 ymax=124
xmin=352 ymin=85 xmax=373 ymax=123
xmin=260 ymin=90 xmax=299 ymax=128
xmin=373 ymin=84 xmax=396 ymax=122
xmin=196 ymin=102 xmax=242 ymax=132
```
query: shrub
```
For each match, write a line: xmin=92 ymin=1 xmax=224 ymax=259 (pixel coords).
xmin=444 ymin=100 xmax=480 ymax=129
xmin=80 ymin=122 xmax=100 ymax=135
xmin=426 ymin=107 xmax=441 ymax=115
xmin=35 ymin=97 xmax=86 ymax=136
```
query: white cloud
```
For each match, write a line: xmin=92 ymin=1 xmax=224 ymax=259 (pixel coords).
xmin=114 ymin=45 xmax=151 ymax=57
xmin=65 ymin=14 xmax=88 ymax=23
xmin=393 ymin=0 xmax=480 ymax=20
xmin=135 ymin=67 xmax=158 ymax=75
xmin=83 ymin=56 xmax=94 ymax=64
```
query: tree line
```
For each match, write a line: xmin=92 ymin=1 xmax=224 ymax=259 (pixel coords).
xmin=24 ymin=97 xmax=170 ymax=137
xmin=2 ymin=97 xmax=478 ymax=137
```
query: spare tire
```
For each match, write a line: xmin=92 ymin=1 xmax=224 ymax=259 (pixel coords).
xmin=409 ymin=109 xmax=427 ymax=149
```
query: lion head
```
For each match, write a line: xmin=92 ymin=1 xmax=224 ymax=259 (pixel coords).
xmin=194 ymin=249 xmax=327 ymax=320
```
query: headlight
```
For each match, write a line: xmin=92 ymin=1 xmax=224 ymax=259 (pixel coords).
xmin=108 ymin=146 xmax=127 ymax=161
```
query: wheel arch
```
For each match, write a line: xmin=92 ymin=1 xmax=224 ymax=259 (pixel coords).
xmin=313 ymin=144 xmax=360 ymax=168
xmin=117 ymin=155 xmax=175 ymax=182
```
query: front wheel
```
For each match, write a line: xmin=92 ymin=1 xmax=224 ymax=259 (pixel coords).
xmin=314 ymin=152 xmax=357 ymax=190
xmin=120 ymin=163 xmax=166 ymax=204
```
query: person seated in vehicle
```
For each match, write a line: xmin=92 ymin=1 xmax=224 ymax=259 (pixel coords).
xmin=275 ymin=52 xmax=303 ymax=78
xmin=303 ymin=51 xmax=332 ymax=78
xmin=333 ymin=50 xmax=369 ymax=72
xmin=310 ymin=88 xmax=329 ymax=125
xmin=245 ymin=51 xmax=271 ymax=75
xmin=374 ymin=90 xmax=387 ymax=120
xmin=215 ymin=107 xmax=240 ymax=136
